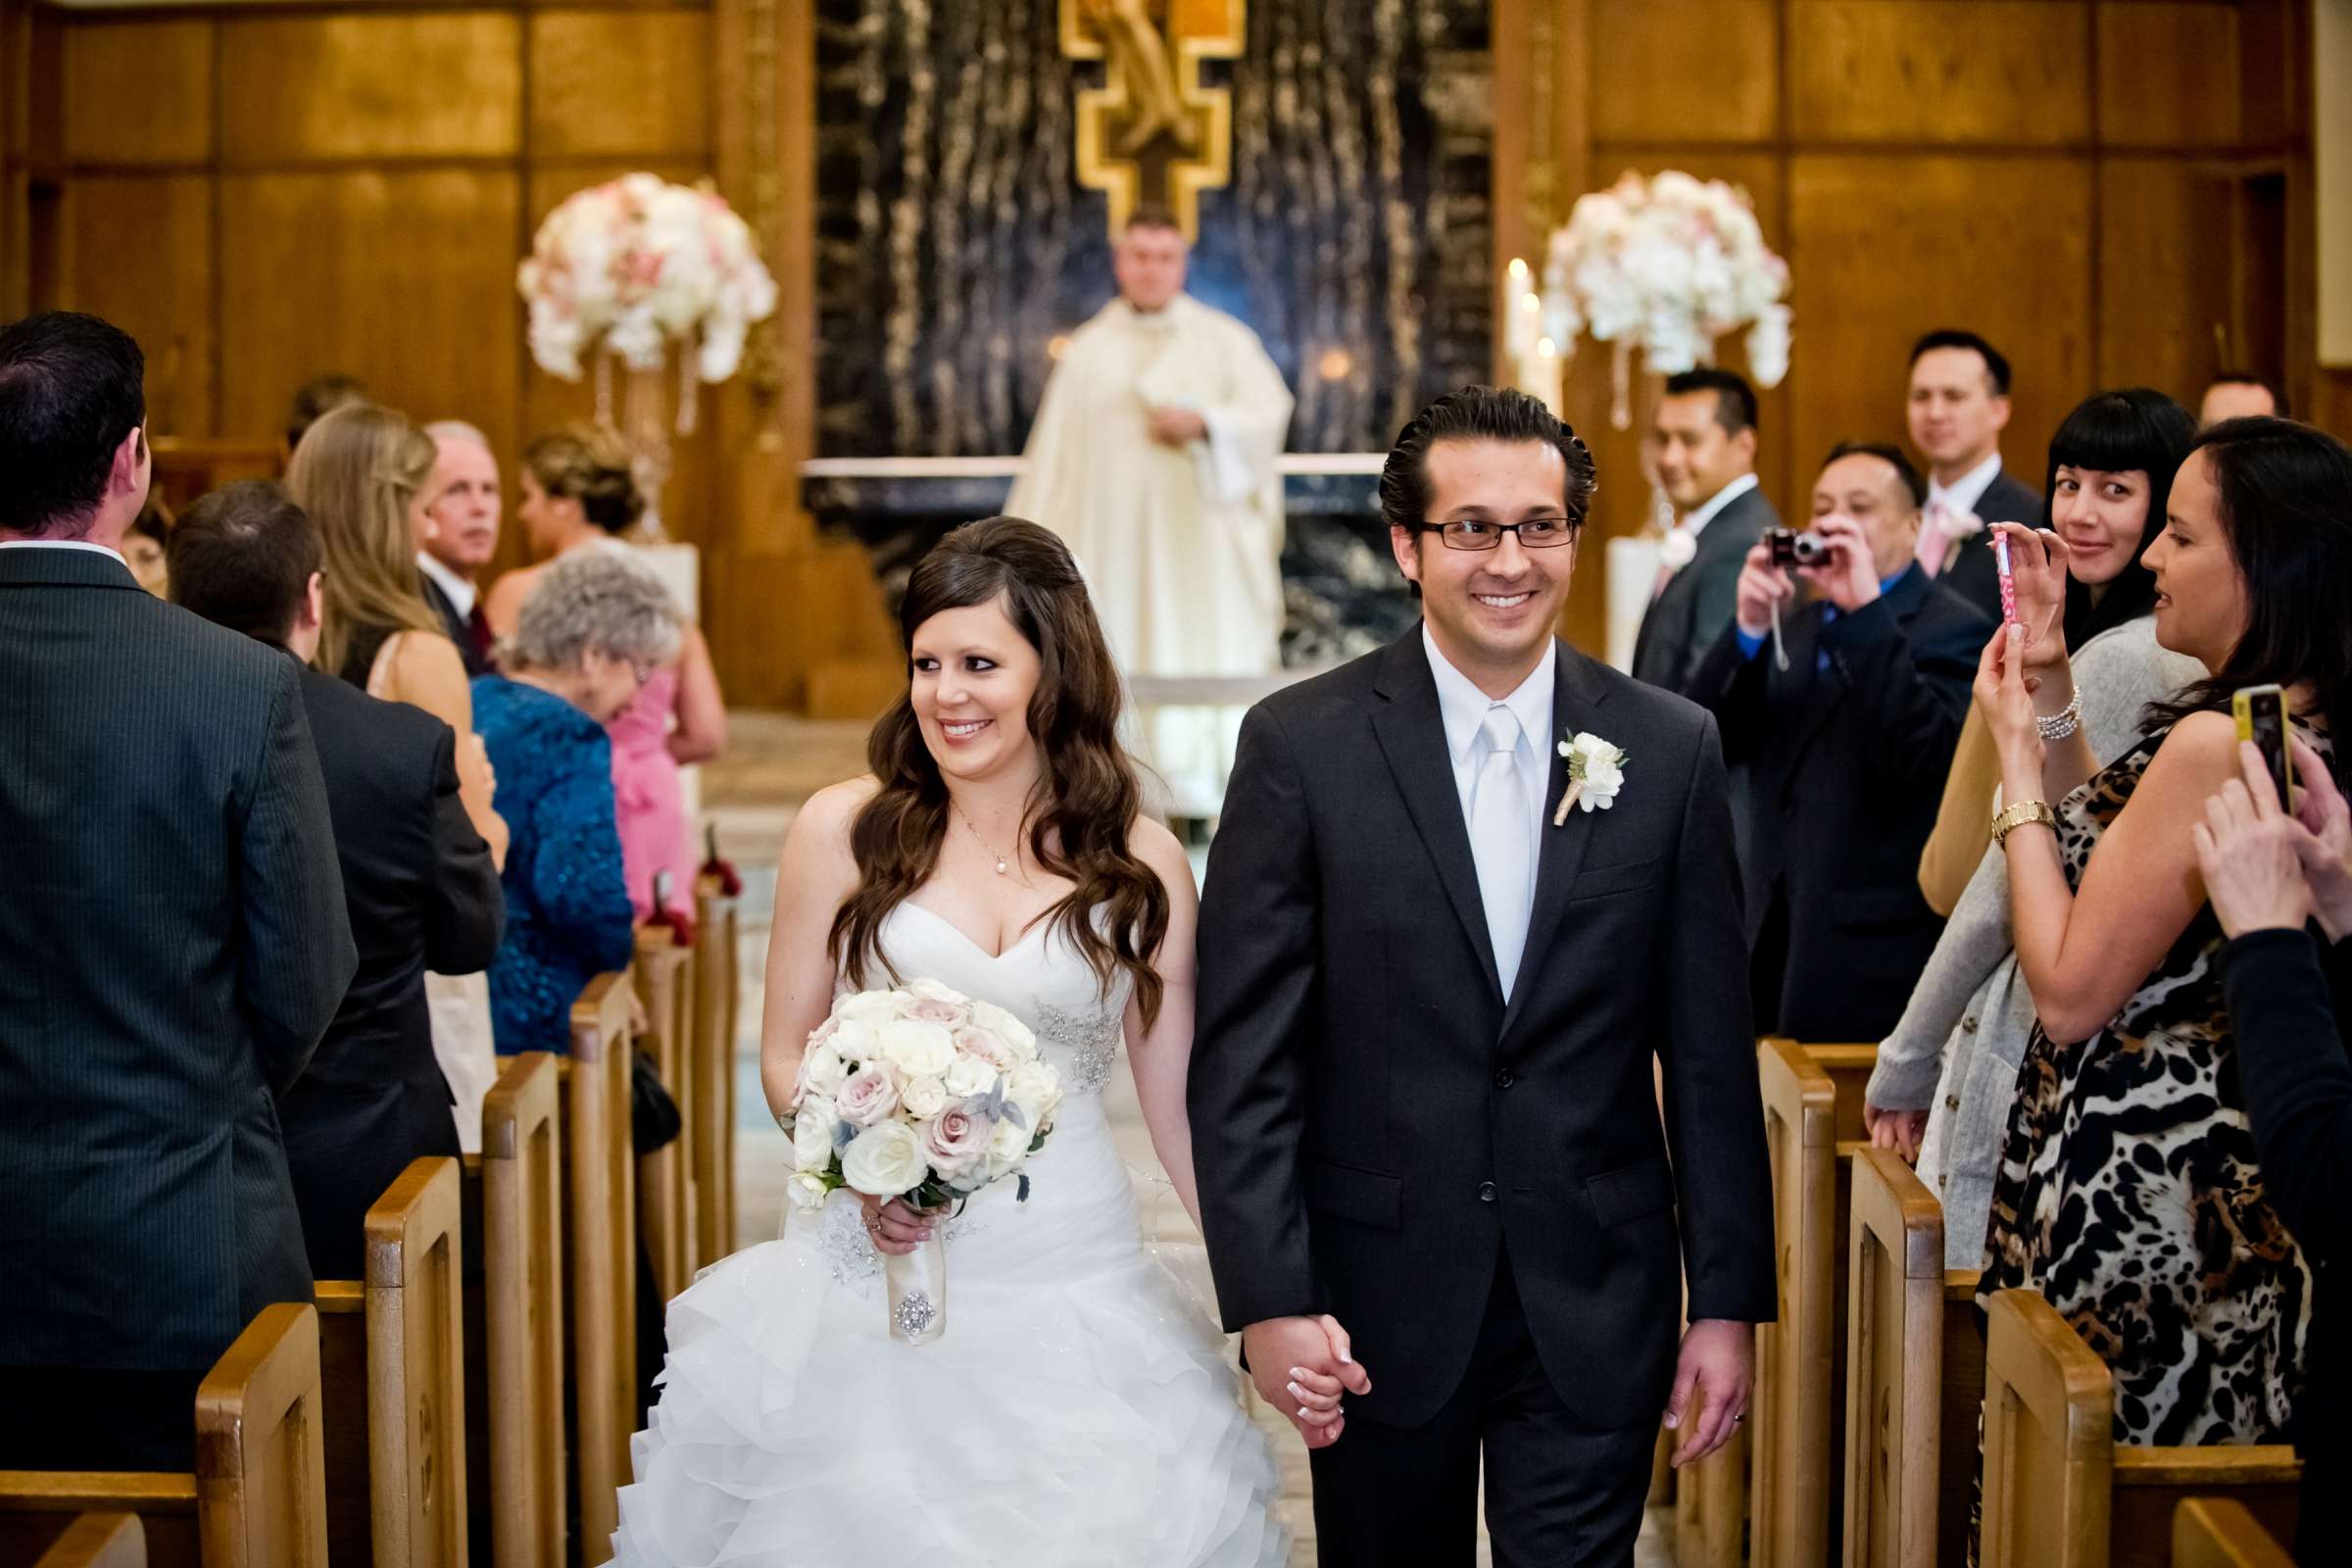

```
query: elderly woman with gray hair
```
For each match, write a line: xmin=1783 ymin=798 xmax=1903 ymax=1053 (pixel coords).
xmin=475 ymin=548 xmax=684 ymax=1054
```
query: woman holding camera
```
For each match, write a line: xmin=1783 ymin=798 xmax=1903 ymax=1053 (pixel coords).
xmin=1863 ymin=389 xmax=2202 ymax=1266
xmin=1973 ymin=416 xmax=2352 ymax=1448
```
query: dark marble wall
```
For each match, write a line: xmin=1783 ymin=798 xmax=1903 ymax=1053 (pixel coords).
xmin=812 ymin=0 xmax=1494 ymax=459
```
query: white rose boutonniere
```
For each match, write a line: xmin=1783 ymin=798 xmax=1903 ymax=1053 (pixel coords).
xmin=1658 ymin=526 xmax=1697 ymax=572
xmin=1553 ymin=731 xmax=1630 ymax=824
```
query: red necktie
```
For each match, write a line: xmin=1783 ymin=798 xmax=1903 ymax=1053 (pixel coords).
xmin=466 ymin=604 xmax=494 ymax=662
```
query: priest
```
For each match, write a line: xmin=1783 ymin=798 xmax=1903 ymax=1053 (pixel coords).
xmin=1008 ymin=206 xmax=1294 ymax=814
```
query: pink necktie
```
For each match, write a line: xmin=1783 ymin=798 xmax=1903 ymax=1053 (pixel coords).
xmin=1916 ymin=503 xmax=1953 ymax=578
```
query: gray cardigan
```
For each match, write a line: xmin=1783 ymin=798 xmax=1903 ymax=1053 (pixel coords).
xmin=1864 ymin=616 xmax=2205 ymax=1268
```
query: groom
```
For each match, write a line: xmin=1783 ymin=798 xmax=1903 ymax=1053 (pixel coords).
xmin=1191 ymin=386 xmax=1774 ymax=1564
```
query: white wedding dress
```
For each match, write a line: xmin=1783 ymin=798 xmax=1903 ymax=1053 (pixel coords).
xmin=612 ymin=901 xmax=1287 ymax=1567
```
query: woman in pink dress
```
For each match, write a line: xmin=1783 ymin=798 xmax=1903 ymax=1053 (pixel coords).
xmin=485 ymin=423 xmax=727 ymax=929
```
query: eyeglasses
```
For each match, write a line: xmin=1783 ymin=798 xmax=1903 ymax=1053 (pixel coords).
xmin=1413 ymin=516 xmax=1581 ymax=551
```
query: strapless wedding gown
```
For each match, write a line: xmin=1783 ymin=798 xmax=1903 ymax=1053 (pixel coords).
xmin=612 ymin=902 xmax=1286 ymax=1567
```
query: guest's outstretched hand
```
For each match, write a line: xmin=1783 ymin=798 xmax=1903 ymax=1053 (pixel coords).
xmin=2194 ymin=737 xmax=2352 ymax=942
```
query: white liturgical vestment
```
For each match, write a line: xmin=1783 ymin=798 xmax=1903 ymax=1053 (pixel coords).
xmin=1008 ymin=293 xmax=1294 ymax=813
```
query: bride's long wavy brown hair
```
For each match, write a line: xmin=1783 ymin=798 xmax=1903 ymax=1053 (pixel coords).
xmin=828 ymin=517 xmax=1170 ymax=1027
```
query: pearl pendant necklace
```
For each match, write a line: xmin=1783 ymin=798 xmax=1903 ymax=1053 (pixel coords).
xmin=954 ymin=802 xmax=1016 ymax=879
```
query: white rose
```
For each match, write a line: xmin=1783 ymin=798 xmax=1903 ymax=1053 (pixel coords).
xmin=799 ymin=1043 xmax=849 ymax=1097
xmin=906 ymin=977 xmax=969 ymax=1005
xmin=836 ymin=991 xmax=899 ymax=1026
xmin=985 ymin=1114 xmax=1034 ymax=1178
xmin=840 ymin=1121 xmax=927 ymax=1198
xmin=788 ymin=1172 xmax=832 ymax=1211
xmin=1006 ymin=1060 xmax=1062 ymax=1125
xmin=900 ymin=1075 xmax=950 ymax=1118
xmin=830 ymin=1019 xmax=879 ymax=1065
xmin=970 ymin=1002 xmax=1038 ymax=1059
xmin=943 ymin=1053 xmax=999 ymax=1099
xmin=878 ymin=1019 xmax=957 ymax=1080
xmin=791 ymin=1105 xmax=836 ymax=1172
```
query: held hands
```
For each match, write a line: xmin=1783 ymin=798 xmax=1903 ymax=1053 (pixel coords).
xmin=1665 ymin=1318 xmax=1753 ymax=1467
xmin=1733 ymin=538 xmax=1795 ymax=638
xmin=858 ymin=1195 xmax=938 ymax=1257
xmin=1974 ymin=623 xmax=2046 ymax=775
xmin=1147 ymin=406 xmax=1208 ymax=447
xmin=2193 ymin=736 xmax=2352 ymax=943
xmin=1862 ymin=1100 xmax=1928 ymax=1163
xmin=1243 ymin=1314 xmax=1371 ymax=1450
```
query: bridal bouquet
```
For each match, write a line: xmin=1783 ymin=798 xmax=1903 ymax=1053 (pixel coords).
xmin=1541 ymin=170 xmax=1792 ymax=413
xmin=783 ymin=979 xmax=1063 ymax=1343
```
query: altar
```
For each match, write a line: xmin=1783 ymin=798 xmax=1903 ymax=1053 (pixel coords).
xmin=801 ymin=453 xmax=1420 ymax=667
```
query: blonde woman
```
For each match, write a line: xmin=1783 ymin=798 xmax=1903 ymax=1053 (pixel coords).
xmin=485 ymin=423 xmax=724 ymax=929
xmin=286 ymin=402 xmax=507 ymax=863
xmin=288 ymin=401 xmax=510 ymax=1151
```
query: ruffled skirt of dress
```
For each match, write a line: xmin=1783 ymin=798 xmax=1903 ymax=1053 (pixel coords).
xmin=611 ymin=1194 xmax=1286 ymax=1568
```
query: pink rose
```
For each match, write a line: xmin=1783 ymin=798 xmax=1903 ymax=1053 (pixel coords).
xmin=834 ymin=1066 xmax=902 ymax=1129
xmin=907 ymin=999 xmax=964 ymax=1026
xmin=922 ymin=1108 xmax=993 ymax=1174
xmin=953 ymin=1025 xmax=1017 ymax=1071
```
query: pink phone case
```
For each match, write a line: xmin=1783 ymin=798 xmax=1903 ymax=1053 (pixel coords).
xmin=1993 ymin=530 xmax=2017 ymax=624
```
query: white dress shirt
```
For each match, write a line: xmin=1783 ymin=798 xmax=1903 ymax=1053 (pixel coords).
xmin=1926 ymin=451 xmax=2004 ymax=519
xmin=1424 ymin=625 xmax=1552 ymax=944
xmin=416 ymin=551 xmax=478 ymax=618
xmin=1679 ymin=470 xmax=1760 ymax=538
xmin=0 ymin=538 xmax=125 ymax=563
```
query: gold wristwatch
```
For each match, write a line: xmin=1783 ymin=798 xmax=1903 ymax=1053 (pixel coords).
xmin=1990 ymin=799 xmax=2058 ymax=846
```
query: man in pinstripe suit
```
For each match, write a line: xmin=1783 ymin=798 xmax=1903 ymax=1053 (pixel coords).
xmin=0 ymin=312 xmax=356 ymax=1469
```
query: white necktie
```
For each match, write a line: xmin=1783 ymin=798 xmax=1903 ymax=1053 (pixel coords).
xmin=1469 ymin=706 xmax=1534 ymax=999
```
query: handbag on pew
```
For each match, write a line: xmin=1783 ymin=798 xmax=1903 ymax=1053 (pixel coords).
xmin=631 ymin=1048 xmax=683 ymax=1153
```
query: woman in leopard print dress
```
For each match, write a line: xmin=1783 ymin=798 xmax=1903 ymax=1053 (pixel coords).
xmin=1973 ymin=417 xmax=2352 ymax=1456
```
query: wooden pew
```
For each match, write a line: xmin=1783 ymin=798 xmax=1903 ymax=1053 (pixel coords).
xmin=471 ymin=1053 xmax=566 ymax=1568
xmin=633 ymin=927 xmax=695 ymax=1302
xmin=1749 ymin=1037 xmax=1837 ymax=1568
xmin=562 ymin=973 xmax=638 ymax=1562
xmin=32 ymin=1513 xmax=144 ymax=1568
xmin=1980 ymin=1289 xmax=2302 ymax=1568
xmin=0 ymin=1302 xmax=327 ymax=1568
xmin=691 ymin=873 xmax=740 ymax=1263
xmin=312 ymin=1155 xmax=466 ymax=1568
xmin=1934 ymin=1269 xmax=1987 ymax=1568
xmin=1672 ymin=1398 xmax=1749 ymax=1568
xmin=2171 ymin=1497 xmax=2296 ymax=1568
xmin=1842 ymin=1145 xmax=1945 ymax=1568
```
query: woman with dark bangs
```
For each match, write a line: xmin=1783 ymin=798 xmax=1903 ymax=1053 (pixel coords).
xmin=612 ymin=517 xmax=1287 ymax=1567
xmin=1866 ymin=389 xmax=2204 ymax=1266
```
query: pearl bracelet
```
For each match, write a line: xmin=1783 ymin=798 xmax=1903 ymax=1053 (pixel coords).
xmin=2034 ymin=689 xmax=2083 ymax=741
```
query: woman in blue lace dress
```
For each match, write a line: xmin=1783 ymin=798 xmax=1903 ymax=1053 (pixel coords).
xmin=475 ymin=549 xmax=682 ymax=1053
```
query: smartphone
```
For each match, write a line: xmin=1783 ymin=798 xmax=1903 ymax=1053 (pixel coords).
xmin=2232 ymin=683 xmax=2297 ymax=811
xmin=1993 ymin=529 xmax=2018 ymax=625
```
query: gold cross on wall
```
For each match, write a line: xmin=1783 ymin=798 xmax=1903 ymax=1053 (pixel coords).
xmin=1060 ymin=0 xmax=1245 ymax=243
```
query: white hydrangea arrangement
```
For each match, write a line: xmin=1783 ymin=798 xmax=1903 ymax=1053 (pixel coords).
xmin=1542 ymin=170 xmax=1792 ymax=392
xmin=517 ymin=172 xmax=778 ymax=386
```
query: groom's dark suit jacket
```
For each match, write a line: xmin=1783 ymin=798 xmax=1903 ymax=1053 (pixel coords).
xmin=1192 ymin=628 xmax=1776 ymax=1432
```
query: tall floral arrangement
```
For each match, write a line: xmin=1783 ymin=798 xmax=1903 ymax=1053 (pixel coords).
xmin=1541 ymin=171 xmax=1791 ymax=427
xmin=519 ymin=172 xmax=777 ymax=390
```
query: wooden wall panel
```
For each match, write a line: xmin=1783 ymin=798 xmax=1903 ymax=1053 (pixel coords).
xmin=2095 ymin=157 xmax=2234 ymax=394
xmin=63 ymin=20 xmax=211 ymax=166
xmin=2095 ymin=3 xmax=2240 ymax=149
xmin=1589 ymin=0 xmax=1778 ymax=144
xmin=218 ymin=170 xmax=523 ymax=461
xmin=58 ymin=174 xmax=215 ymax=436
xmin=220 ymin=14 xmax=522 ymax=163
xmin=1788 ymin=1 xmax=2090 ymax=145
xmin=529 ymin=9 xmax=710 ymax=159
xmin=1788 ymin=154 xmax=2091 ymax=483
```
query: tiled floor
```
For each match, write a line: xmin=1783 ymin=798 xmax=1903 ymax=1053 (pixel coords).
xmin=701 ymin=713 xmax=1674 ymax=1567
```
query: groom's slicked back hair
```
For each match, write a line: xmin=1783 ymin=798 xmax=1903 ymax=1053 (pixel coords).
xmin=1379 ymin=385 xmax=1598 ymax=537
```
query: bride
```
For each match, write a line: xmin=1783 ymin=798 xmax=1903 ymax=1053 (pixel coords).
xmin=613 ymin=518 xmax=1300 ymax=1566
